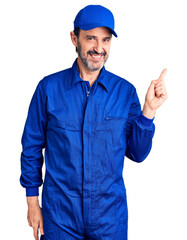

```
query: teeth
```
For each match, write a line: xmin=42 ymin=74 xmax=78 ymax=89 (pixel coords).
xmin=90 ymin=54 xmax=102 ymax=59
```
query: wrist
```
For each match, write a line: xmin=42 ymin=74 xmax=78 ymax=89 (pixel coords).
xmin=142 ymin=104 xmax=156 ymax=119
xmin=27 ymin=196 xmax=39 ymax=206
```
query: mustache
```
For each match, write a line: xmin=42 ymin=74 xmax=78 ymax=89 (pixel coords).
xmin=87 ymin=50 xmax=107 ymax=56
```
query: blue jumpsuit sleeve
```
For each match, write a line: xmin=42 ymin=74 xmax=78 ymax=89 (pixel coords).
xmin=125 ymin=86 xmax=155 ymax=162
xmin=19 ymin=79 xmax=47 ymax=196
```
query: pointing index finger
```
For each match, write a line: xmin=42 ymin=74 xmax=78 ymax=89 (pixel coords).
xmin=159 ymin=68 xmax=167 ymax=82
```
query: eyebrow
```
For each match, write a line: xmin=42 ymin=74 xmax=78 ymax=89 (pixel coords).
xmin=104 ymin=36 xmax=112 ymax=40
xmin=86 ymin=35 xmax=112 ymax=39
xmin=86 ymin=35 xmax=97 ymax=39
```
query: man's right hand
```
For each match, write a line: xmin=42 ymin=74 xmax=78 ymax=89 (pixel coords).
xmin=27 ymin=196 xmax=44 ymax=240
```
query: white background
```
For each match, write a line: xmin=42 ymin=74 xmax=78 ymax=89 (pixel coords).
xmin=1 ymin=0 xmax=187 ymax=239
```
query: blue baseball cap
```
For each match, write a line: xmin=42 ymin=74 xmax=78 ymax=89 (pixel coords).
xmin=74 ymin=5 xmax=118 ymax=37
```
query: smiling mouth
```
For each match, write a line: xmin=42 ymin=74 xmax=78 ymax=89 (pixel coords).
xmin=89 ymin=53 xmax=103 ymax=61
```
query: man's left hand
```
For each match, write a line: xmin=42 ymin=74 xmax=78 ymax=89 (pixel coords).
xmin=142 ymin=68 xmax=168 ymax=119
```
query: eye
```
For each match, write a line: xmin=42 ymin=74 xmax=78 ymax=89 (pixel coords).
xmin=88 ymin=37 xmax=95 ymax=41
xmin=104 ymin=38 xmax=111 ymax=43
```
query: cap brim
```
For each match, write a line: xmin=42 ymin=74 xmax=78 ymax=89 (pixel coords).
xmin=79 ymin=24 xmax=118 ymax=37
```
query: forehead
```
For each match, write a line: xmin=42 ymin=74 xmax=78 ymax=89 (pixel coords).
xmin=80 ymin=27 xmax=112 ymax=38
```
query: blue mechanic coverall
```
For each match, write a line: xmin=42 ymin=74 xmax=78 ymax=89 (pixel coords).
xmin=20 ymin=58 xmax=155 ymax=240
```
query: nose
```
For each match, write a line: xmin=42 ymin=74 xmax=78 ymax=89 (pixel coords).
xmin=93 ymin=40 xmax=104 ymax=54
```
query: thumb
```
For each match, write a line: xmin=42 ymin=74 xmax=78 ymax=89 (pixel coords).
xmin=147 ymin=80 xmax=156 ymax=94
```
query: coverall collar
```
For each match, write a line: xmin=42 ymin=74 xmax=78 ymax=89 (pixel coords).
xmin=67 ymin=58 xmax=109 ymax=93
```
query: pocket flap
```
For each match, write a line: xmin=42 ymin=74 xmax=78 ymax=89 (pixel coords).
xmin=104 ymin=110 xmax=128 ymax=120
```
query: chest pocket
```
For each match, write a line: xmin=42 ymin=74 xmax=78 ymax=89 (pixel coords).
xmin=104 ymin=111 xmax=128 ymax=147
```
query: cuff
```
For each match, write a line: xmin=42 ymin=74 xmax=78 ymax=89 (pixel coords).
xmin=138 ymin=112 xmax=155 ymax=128
xmin=26 ymin=187 xmax=39 ymax=196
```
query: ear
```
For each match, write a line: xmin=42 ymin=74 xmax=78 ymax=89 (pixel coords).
xmin=70 ymin=31 xmax=78 ymax=48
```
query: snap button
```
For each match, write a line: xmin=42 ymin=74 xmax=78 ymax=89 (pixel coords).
xmin=105 ymin=116 xmax=112 ymax=120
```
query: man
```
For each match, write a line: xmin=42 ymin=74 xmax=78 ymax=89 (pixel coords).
xmin=20 ymin=4 xmax=167 ymax=240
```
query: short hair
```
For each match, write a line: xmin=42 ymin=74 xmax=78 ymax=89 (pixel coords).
xmin=73 ymin=27 xmax=81 ymax=53
xmin=74 ymin=27 xmax=81 ymax=38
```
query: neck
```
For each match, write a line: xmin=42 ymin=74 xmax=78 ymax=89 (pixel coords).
xmin=76 ymin=57 xmax=101 ymax=85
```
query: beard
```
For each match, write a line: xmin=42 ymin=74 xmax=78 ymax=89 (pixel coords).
xmin=77 ymin=40 xmax=109 ymax=71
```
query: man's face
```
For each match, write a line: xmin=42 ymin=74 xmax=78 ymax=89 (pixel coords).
xmin=75 ymin=27 xmax=112 ymax=71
